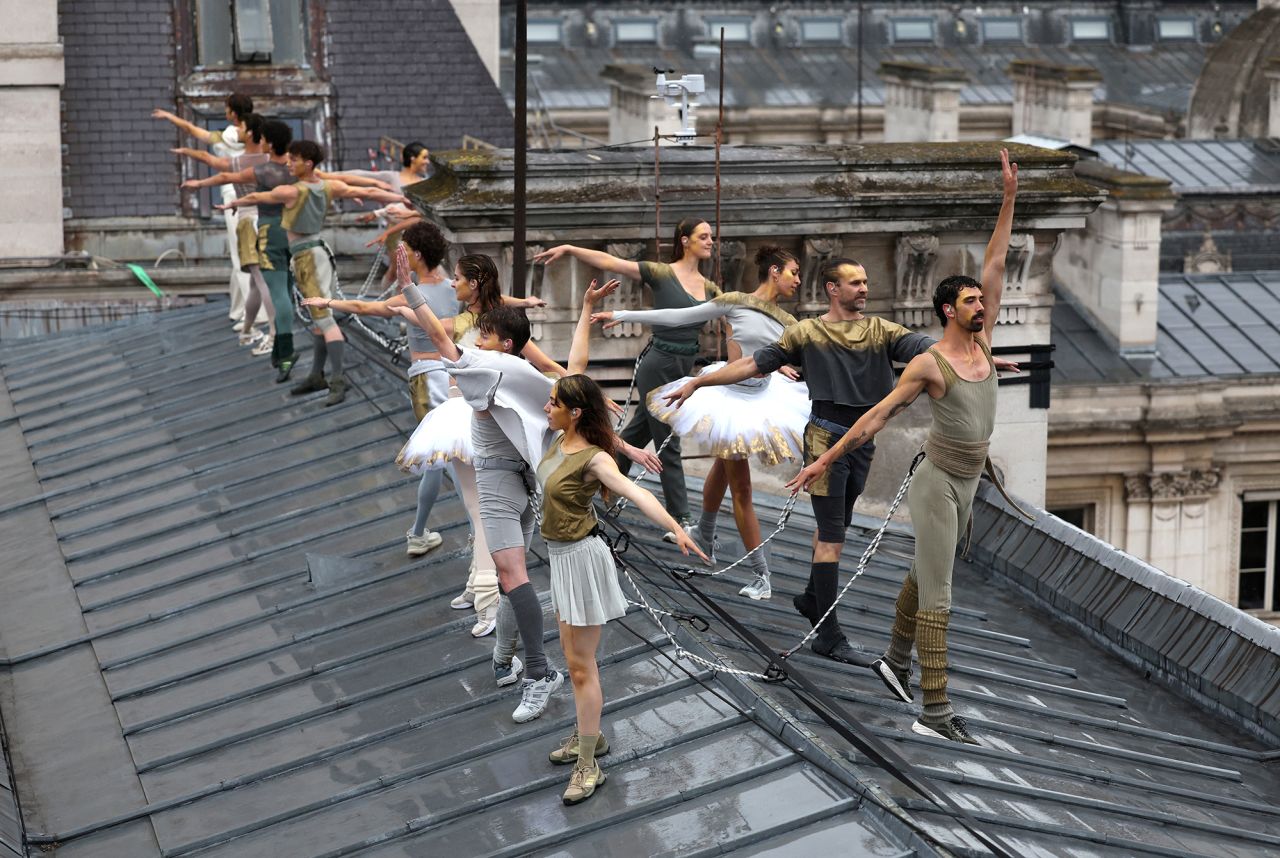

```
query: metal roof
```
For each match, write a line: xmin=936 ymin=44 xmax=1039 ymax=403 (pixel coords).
xmin=512 ymin=42 xmax=1208 ymax=116
xmin=1052 ymin=271 xmax=1280 ymax=384
xmin=1091 ymin=139 xmax=1280 ymax=194
xmin=0 ymin=302 xmax=1276 ymax=856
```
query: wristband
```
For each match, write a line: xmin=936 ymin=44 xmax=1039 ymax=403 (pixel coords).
xmin=402 ymin=283 xmax=426 ymax=309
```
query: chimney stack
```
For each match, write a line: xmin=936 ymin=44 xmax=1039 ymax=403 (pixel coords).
xmin=879 ymin=61 xmax=968 ymax=143
xmin=1009 ymin=60 xmax=1102 ymax=147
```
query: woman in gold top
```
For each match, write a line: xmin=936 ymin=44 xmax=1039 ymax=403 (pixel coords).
xmin=536 ymin=285 xmax=708 ymax=806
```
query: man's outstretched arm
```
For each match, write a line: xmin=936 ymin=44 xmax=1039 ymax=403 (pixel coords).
xmin=981 ymin=148 xmax=1018 ymax=346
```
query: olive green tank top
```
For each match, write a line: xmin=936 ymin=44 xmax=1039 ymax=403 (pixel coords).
xmin=281 ymin=180 xmax=331 ymax=235
xmin=926 ymin=339 xmax=997 ymax=444
xmin=537 ymin=436 xmax=603 ymax=542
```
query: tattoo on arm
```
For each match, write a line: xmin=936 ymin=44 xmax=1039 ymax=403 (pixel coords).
xmin=887 ymin=402 xmax=910 ymax=419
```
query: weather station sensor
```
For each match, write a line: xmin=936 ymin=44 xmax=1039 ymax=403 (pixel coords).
xmin=652 ymin=68 xmax=705 ymax=144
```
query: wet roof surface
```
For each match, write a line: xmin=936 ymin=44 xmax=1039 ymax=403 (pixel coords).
xmin=1091 ymin=139 xmax=1280 ymax=193
xmin=510 ymin=42 xmax=1207 ymax=117
xmin=0 ymin=303 xmax=1276 ymax=856
xmin=1052 ymin=271 xmax=1280 ymax=384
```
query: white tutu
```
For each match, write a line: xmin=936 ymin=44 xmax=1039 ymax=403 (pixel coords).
xmin=395 ymin=393 xmax=473 ymax=473
xmin=647 ymin=361 xmax=810 ymax=465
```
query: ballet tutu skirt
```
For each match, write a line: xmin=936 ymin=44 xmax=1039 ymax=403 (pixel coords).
xmin=647 ymin=361 xmax=810 ymax=465
xmin=395 ymin=392 xmax=473 ymax=473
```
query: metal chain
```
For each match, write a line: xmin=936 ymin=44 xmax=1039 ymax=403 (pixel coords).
xmin=604 ymin=432 xmax=674 ymax=517
xmin=614 ymin=557 xmax=772 ymax=681
xmin=683 ymin=490 xmax=799 ymax=579
xmin=781 ymin=453 xmax=923 ymax=658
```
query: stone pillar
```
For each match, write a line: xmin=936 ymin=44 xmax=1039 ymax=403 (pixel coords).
xmin=1124 ymin=468 xmax=1223 ymax=591
xmin=0 ymin=1 xmax=64 ymax=257
xmin=1268 ymin=58 xmax=1280 ymax=139
xmin=1055 ymin=160 xmax=1177 ymax=358
xmin=879 ymin=61 xmax=968 ymax=143
xmin=1008 ymin=60 xmax=1102 ymax=147
xmin=449 ymin=0 xmax=500 ymax=86
xmin=602 ymin=64 xmax=683 ymax=146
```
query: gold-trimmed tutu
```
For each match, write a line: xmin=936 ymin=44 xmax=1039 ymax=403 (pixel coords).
xmin=647 ymin=362 xmax=809 ymax=465
xmin=395 ymin=393 xmax=473 ymax=473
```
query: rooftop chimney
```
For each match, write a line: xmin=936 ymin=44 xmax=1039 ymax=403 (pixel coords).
xmin=1008 ymin=60 xmax=1102 ymax=148
xmin=878 ymin=61 xmax=968 ymax=143
xmin=601 ymin=64 xmax=683 ymax=146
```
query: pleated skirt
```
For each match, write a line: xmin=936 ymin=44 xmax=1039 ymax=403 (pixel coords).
xmin=547 ymin=534 xmax=629 ymax=627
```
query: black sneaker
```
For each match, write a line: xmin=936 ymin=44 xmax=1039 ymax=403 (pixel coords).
xmin=912 ymin=715 xmax=978 ymax=745
xmin=290 ymin=373 xmax=327 ymax=395
xmin=871 ymin=658 xmax=913 ymax=703
xmin=811 ymin=638 xmax=862 ymax=665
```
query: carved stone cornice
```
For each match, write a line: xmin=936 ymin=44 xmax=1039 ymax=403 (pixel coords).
xmin=799 ymin=236 xmax=841 ymax=313
xmin=893 ymin=233 xmax=939 ymax=329
xmin=1125 ymin=468 xmax=1223 ymax=502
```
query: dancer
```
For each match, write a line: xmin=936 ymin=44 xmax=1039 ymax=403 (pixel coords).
xmin=397 ymin=277 xmax=664 ymax=724
xmin=788 ymin=149 xmax=1023 ymax=745
xmin=220 ymin=140 xmax=406 ymax=406
xmin=592 ymin=245 xmax=808 ymax=600
xmin=349 ymin=141 xmax=432 ymax=288
xmin=540 ymin=280 xmax=708 ymax=805
xmin=153 ymin=94 xmax=255 ymax=327
xmin=534 ymin=218 xmax=721 ymax=538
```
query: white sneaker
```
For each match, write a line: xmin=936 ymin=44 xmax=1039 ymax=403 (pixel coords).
xmin=494 ymin=654 xmax=523 ymax=687
xmin=471 ymin=600 xmax=498 ymax=637
xmin=232 ymin=319 xmax=245 ymax=332
xmin=513 ymin=668 xmax=563 ymax=722
xmin=238 ymin=327 xmax=264 ymax=347
xmin=251 ymin=334 xmax=274 ymax=357
xmin=662 ymin=519 xmax=696 ymax=545
xmin=406 ymin=529 xmax=443 ymax=557
xmin=450 ymin=590 xmax=475 ymax=610
xmin=739 ymin=575 xmax=772 ymax=601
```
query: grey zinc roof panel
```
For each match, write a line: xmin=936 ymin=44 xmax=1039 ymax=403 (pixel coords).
xmin=1 ymin=303 xmax=1278 ymax=856
xmin=1092 ymin=139 xmax=1280 ymax=193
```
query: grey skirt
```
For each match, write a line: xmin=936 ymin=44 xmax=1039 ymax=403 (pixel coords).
xmin=547 ymin=534 xmax=629 ymax=627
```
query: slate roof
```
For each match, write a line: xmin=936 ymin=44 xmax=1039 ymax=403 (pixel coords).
xmin=510 ymin=42 xmax=1207 ymax=118
xmin=0 ymin=302 xmax=1276 ymax=856
xmin=1091 ymin=139 xmax=1280 ymax=195
xmin=1052 ymin=271 xmax=1280 ymax=384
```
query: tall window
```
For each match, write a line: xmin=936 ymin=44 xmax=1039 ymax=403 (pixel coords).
xmin=195 ymin=0 xmax=307 ymax=67
xmin=1238 ymin=499 xmax=1280 ymax=612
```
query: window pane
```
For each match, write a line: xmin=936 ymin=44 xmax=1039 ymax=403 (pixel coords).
xmin=1243 ymin=500 xmax=1269 ymax=528
xmin=1071 ymin=19 xmax=1109 ymax=40
xmin=527 ymin=20 xmax=561 ymax=43
xmin=983 ymin=19 xmax=1022 ymax=42
xmin=1240 ymin=529 xmax=1268 ymax=571
xmin=233 ymin=0 xmax=274 ymax=57
xmin=892 ymin=19 xmax=934 ymax=42
xmin=707 ymin=20 xmax=750 ymax=42
xmin=1239 ymin=571 xmax=1265 ymax=610
xmin=615 ymin=20 xmax=657 ymax=43
xmin=271 ymin=0 xmax=306 ymax=65
xmin=801 ymin=20 xmax=842 ymax=43
xmin=1157 ymin=18 xmax=1195 ymax=40
xmin=1049 ymin=506 xmax=1087 ymax=530
xmin=196 ymin=0 xmax=234 ymax=67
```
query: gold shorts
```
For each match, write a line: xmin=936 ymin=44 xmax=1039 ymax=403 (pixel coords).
xmin=290 ymin=244 xmax=337 ymax=331
xmin=235 ymin=216 xmax=263 ymax=271
xmin=409 ymin=373 xmax=431 ymax=422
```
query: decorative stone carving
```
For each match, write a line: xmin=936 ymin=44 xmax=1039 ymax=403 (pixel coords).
xmin=893 ymin=233 xmax=939 ymax=328
xmin=800 ymin=237 xmax=842 ymax=313
xmin=1183 ymin=231 xmax=1232 ymax=274
xmin=701 ymin=240 xmax=746 ymax=292
xmin=602 ymin=242 xmax=647 ymax=339
xmin=1125 ymin=468 xmax=1223 ymax=502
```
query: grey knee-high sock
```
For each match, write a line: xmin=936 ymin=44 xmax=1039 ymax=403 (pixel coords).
xmin=747 ymin=544 xmax=770 ymax=580
xmin=492 ymin=592 xmax=519 ymax=666
xmin=505 ymin=582 xmax=548 ymax=680
xmin=412 ymin=470 xmax=443 ymax=536
xmin=326 ymin=339 xmax=345 ymax=381
xmin=698 ymin=508 xmax=718 ymax=551
xmin=310 ymin=334 xmax=328 ymax=378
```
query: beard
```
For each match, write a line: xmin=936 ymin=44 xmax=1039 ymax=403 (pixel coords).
xmin=965 ymin=315 xmax=984 ymax=332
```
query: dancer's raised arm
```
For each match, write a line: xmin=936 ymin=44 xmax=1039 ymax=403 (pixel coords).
xmin=981 ymin=149 xmax=1018 ymax=346
xmin=533 ymin=245 xmax=641 ymax=281
xmin=569 ymin=279 xmax=621 ymax=374
xmin=591 ymin=297 xmax=725 ymax=330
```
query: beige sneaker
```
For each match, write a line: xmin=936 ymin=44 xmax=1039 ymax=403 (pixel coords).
xmin=470 ymin=600 xmax=498 ymax=637
xmin=562 ymin=761 xmax=606 ymax=805
xmin=548 ymin=730 xmax=610 ymax=765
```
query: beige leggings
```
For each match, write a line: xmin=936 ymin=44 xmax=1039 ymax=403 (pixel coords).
xmin=905 ymin=458 xmax=981 ymax=611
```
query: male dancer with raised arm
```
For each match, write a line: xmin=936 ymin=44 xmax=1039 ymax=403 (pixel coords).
xmin=220 ymin=140 xmax=406 ymax=406
xmin=788 ymin=150 xmax=1024 ymax=744
xmin=396 ymin=281 xmax=664 ymax=723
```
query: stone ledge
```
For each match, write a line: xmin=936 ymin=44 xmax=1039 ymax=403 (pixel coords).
xmin=878 ymin=60 xmax=968 ymax=86
xmin=1007 ymin=59 xmax=1103 ymax=85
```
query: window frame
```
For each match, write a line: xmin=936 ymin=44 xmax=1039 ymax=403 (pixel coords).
xmin=1069 ymin=17 xmax=1112 ymax=43
xmin=1156 ymin=16 xmax=1197 ymax=42
xmin=704 ymin=17 xmax=751 ymax=44
xmin=799 ymin=17 xmax=845 ymax=45
xmin=613 ymin=18 xmax=659 ymax=44
xmin=1048 ymin=503 xmax=1096 ymax=534
xmin=191 ymin=0 xmax=311 ymax=70
xmin=1238 ymin=494 xmax=1280 ymax=615
xmin=981 ymin=17 xmax=1023 ymax=44
xmin=526 ymin=19 xmax=563 ymax=44
xmin=889 ymin=16 xmax=936 ymax=44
